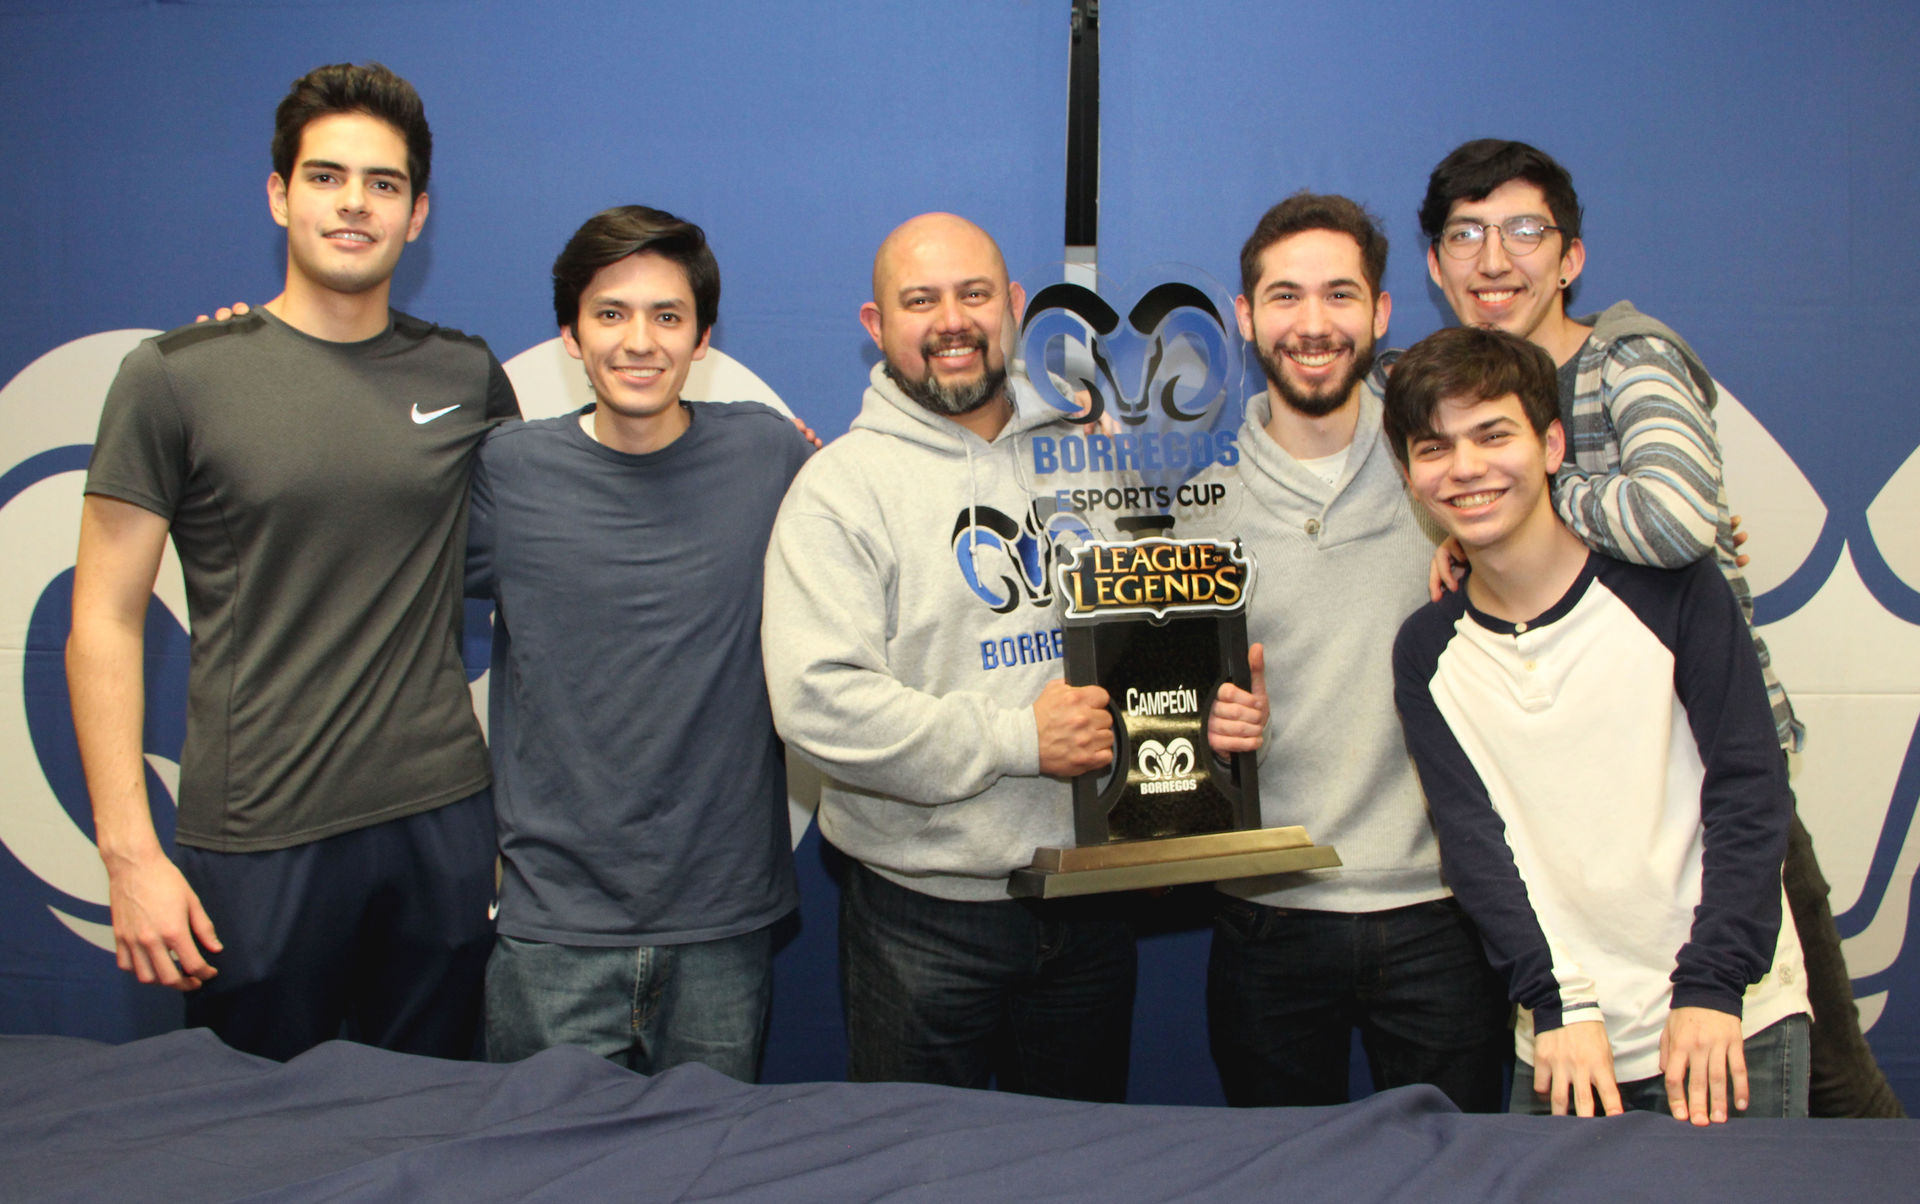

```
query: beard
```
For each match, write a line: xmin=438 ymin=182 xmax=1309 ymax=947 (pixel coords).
xmin=886 ymin=333 xmax=1006 ymax=416
xmin=1257 ymin=338 xmax=1375 ymax=419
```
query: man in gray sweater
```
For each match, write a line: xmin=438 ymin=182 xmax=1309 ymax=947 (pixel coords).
xmin=1203 ymin=192 xmax=1508 ymax=1109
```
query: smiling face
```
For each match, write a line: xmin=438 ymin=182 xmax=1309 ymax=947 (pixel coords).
xmin=1404 ymin=391 xmax=1566 ymax=552
xmin=1426 ymin=179 xmax=1583 ymax=347
xmin=561 ymin=251 xmax=710 ymax=445
xmin=268 ymin=111 xmax=427 ymax=300
xmin=1235 ymin=228 xmax=1390 ymax=419
xmin=860 ymin=214 xmax=1025 ymax=420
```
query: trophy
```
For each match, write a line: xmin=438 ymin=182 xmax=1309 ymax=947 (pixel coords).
xmin=1004 ymin=267 xmax=1339 ymax=898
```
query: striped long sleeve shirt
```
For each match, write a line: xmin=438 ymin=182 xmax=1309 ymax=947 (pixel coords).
xmin=1556 ymin=301 xmax=1801 ymax=751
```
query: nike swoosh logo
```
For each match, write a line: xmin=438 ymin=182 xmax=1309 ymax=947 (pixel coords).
xmin=411 ymin=403 xmax=461 ymax=425
xmin=487 ymin=899 xmax=500 ymax=922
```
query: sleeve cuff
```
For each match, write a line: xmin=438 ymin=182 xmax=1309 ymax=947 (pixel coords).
xmin=1533 ymin=1001 xmax=1603 ymax=1035
xmin=997 ymin=703 xmax=1041 ymax=777
xmin=1670 ymin=984 xmax=1745 ymax=1018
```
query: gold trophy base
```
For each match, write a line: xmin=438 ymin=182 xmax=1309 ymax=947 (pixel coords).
xmin=1006 ymin=825 xmax=1340 ymax=899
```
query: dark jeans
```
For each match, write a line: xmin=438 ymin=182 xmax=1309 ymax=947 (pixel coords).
xmin=1512 ymin=1014 xmax=1810 ymax=1118
xmin=1208 ymin=895 xmax=1510 ymax=1110
xmin=176 ymin=790 xmax=495 ymax=1062
xmin=839 ymin=858 xmax=1135 ymax=1101
xmin=1784 ymin=810 xmax=1906 ymax=1117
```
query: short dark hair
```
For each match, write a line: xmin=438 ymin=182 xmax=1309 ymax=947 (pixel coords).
xmin=1417 ymin=139 xmax=1583 ymax=246
xmin=1239 ymin=191 xmax=1389 ymax=299
xmin=272 ymin=63 xmax=431 ymax=199
xmin=551 ymin=205 xmax=720 ymax=336
xmin=1382 ymin=326 xmax=1561 ymax=469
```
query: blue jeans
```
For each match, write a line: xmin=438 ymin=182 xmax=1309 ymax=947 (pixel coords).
xmin=1511 ymin=1013 xmax=1810 ymax=1118
xmin=839 ymin=858 xmax=1135 ymax=1101
xmin=1207 ymin=895 xmax=1511 ymax=1110
xmin=484 ymin=926 xmax=773 ymax=1081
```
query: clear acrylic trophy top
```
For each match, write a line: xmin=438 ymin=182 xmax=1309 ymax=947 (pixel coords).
xmin=1008 ymin=263 xmax=1251 ymax=568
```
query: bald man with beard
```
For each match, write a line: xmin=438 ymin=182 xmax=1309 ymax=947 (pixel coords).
xmin=763 ymin=213 xmax=1268 ymax=1100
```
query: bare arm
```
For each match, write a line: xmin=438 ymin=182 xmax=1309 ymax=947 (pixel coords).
xmin=67 ymin=495 xmax=220 ymax=989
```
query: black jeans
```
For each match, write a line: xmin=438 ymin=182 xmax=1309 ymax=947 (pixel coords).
xmin=1207 ymin=895 xmax=1510 ymax=1110
xmin=839 ymin=858 xmax=1135 ymax=1101
xmin=1785 ymin=810 xmax=1906 ymax=1116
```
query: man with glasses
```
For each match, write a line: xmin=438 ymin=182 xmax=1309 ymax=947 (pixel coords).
xmin=1418 ymin=137 xmax=1903 ymax=1118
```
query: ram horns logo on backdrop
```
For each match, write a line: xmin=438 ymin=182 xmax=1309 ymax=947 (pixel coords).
xmin=1717 ymin=378 xmax=1920 ymax=1031
xmin=0 ymin=330 xmax=178 ymax=954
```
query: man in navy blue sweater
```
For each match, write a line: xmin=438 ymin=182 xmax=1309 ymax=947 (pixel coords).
xmin=467 ymin=206 xmax=812 ymax=1080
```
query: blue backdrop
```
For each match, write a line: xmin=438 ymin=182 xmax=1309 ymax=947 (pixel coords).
xmin=4 ymin=0 xmax=1918 ymax=1110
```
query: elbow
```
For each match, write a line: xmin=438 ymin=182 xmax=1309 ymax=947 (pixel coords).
xmin=1630 ymin=501 xmax=1718 ymax=568
xmin=1662 ymin=516 xmax=1718 ymax=566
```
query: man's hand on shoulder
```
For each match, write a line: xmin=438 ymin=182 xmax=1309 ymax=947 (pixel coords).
xmin=1662 ymin=1006 xmax=1747 ymax=1124
xmin=1206 ymin=642 xmax=1268 ymax=755
xmin=193 ymin=302 xmax=252 ymax=324
xmin=1532 ymin=1019 xmax=1624 ymax=1117
xmin=1034 ymin=679 xmax=1113 ymax=777
xmin=102 ymin=845 xmax=221 ymax=990
xmin=1429 ymin=536 xmax=1468 ymax=602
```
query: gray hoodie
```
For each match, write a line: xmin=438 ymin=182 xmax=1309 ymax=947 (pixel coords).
xmin=763 ymin=363 xmax=1078 ymax=901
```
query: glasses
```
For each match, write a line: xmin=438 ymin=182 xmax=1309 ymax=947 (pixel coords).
xmin=1435 ymin=217 xmax=1561 ymax=259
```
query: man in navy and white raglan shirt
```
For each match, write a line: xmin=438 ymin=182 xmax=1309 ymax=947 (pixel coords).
xmin=71 ymin=64 xmax=518 ymax=1061
xmin=1417 ymin=138 xmax=1899 ymax=1119
xmin=468 ymin=206 xmax=811 ymax=1080
xmin=1386 ymin=326 xmax=1809 ymax=1123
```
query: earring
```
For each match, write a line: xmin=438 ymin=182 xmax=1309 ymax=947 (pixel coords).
xmin=1559 ymin=277 xmax=1567 ymax=287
